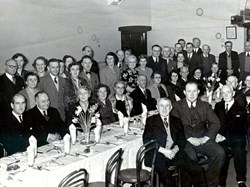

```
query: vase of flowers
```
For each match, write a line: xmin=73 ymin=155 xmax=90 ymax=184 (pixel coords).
xmin=72 ymin=103 xmax=100 ymax=144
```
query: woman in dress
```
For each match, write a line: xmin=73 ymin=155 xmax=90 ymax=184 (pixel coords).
xmin=65 ymin=62 xmax=88 ymax=110
xmin=94 ymin=84 xmax=116 ymax=125
xmin=109 ymin=81 xmax=133 ymax=120
xmin=63 ymin=55 xmax=76 ymax=78
xmin=32 ymin=56 xmax=48 ymax=78
xmin=121 ymin=55 xmax=139 ymax=93
xmin=100 ymin=52 xmax=120 ymax=96
xmin=19 ymin=72 xmax=40 ymax=110
xmin=12 ymin=53 xmax=29 ymax=79
xmin=136 ymin=54 xmax=153 ymax=85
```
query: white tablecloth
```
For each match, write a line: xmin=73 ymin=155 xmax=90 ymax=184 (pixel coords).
xmin=0 ymin=124 xmax=143 ymax=187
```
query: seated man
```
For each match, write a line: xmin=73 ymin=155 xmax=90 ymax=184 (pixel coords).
xmin=130 ymin=74 xmax=156 ymax=116
xmin=214 ymin=85 xmax=248 ymax=187
xmin=143 ymin=98 xmax=206 ymax=187
xmin=0 ymin=93 xmax=29 ymax=156
xmin=171 ymin=81 xmax=225 ymax=187
xmin=24 ymin=91 xmax=66 ymax=147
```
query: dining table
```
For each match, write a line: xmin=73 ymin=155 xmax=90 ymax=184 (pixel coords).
xmin=0 ymin=121 xmax=145 ymax=187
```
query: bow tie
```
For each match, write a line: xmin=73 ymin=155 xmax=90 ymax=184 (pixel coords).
xmin=85 ymin=71 xmax=91 ymax=75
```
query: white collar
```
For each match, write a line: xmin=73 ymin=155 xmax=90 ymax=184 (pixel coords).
xmin=12 ymin=111 xmax=22 ymax=123
xmin=225 ymin=99 xmax=234 ymax=110
xmin=37 ymin=106 xmax=47 ymax=115
xmin=5 ymin=73 xmax=14 ymax=80
xmin=186 ymin=99 xmax=197 ymax=108
xmin=49 ymin=73 xmax=58 ymax=80
xmin=139 ymin=86 xmax=146 ymax=93
xmin=115 ymin=94 xmax=125 ymax=101
xmin=160 ymin=115 xmax=169 ymax=124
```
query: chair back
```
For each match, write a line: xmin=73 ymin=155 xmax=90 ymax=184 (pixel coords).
xmin=58 ymin=168 xmax=88 ymax=187
xmin=105 ymin=148 xmax=123 ymax=187
xmin=136 ymin=140 xmax=159 ymax=187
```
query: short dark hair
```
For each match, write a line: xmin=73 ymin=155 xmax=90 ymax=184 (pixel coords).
xmin=225 ymin=41 xmax=232 ymax=45
xmin=94 ymin=84 xmax=111 ymax=98
xmin=62 ymin=55 xmax=76 ymax=64
xmin=105 ymin=52 xmax=118 ymax=65
xmin=11 ymin=93 xmax=26 ymax=104
xmin=47 ymin=58 xmax=59 ymax=66
xmin=80 ymin=55 xmax=92 ymax=62
xmin=82 ymin=45 xmax=92 ymax=52
xmin=12 ymin=53 xmax=28 ymax=66
xmin=35 ymin=91 xmax=48 ymax=100
xmin=178 ymin=39 xmax=186 ymax=43
xmin=24 ymin=72 xmax=40 ymax=82
xmin=32 ymin=56 xmax=48 ymax=71
xmin=68 ymin=61 xmax=82 ymax=72
xmin=151 ymin=44 xmax=162 ymax=50
xmin=186 ymin=42 xmax=194 ymax=47
xmin=138 ymin=54 xmax=148 ymax=61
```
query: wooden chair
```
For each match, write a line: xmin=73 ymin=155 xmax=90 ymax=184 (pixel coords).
xmin=88 ymin=148 xmax=123 ymax=187
xmin=58 ymin=168 xmax=87 ymax=187
xmin=118 ymin=140 xmax=159 ymax=187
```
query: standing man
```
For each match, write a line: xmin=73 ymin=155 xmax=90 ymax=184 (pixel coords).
xmin=162 ymin=46 xmax=177 ymax=73
xmin=82 ymin=45 xmax=99 ymax=75
xmin=185 ymin=42 xmax=201 ymax=75
xmin=219 ymin=41 xmax=239 ymax=80
xmin=0 ymin=59 xmax=25 ymax=120
xmin=1 ymin=94 xmax=29 ymax=156
xmin=147 ymin=44 xmax=168 ymax=86
xmin=214 ymin=85 xmax=248 ymax=187
xmin=116 ymin=49 xmax=127 ymax=72
xmin=199 ymin=44 xmax=216 ymax=77
xmin=38 ymin=58 xmax=66 ymax=121
xmin=143 ymin=98 xmax=206 ymax=187
xmin=192 ymin=37 xmax=203 ymax=55
xmin=79 ymin=55 xmax=99 ymax=92
xmin=171 ymin=81 xmax=225 ymax=187
xmin=239 ymin=41 xmax=250 ymax=80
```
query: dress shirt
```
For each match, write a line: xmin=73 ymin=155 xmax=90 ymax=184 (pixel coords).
xmin=84 ymin=70 xmax=91 ymax=79
xmin=153 ymin=56 xmax=159 ymax=63
xmin=12 ymin=111 xmax=23 ymax=123
xmin=37 ymin=106 xmax=48 ymax=116
xmin=186 ymin=99 xmax=197 ymax=108
xmin=246 ymin=52 xmax=250 ymax=57
xmin=187 ymin=53 xmax=193 ymax=59
xmin=203 ymin=54 xmax=208 ymax=58
xmin=5 ymin=73 xmax=15 ymax=83
xmin=139 ymin=86 xmax=147 ymax=97
xmin=160 ymin=115 xmax=174 ymax=149
xmin=225 ymin=99 xmax=234 ymax=111
xmin=49 ymin=74 xmax=59 ymax=90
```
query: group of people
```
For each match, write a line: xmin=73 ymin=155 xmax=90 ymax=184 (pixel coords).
xmin=0 ymin=37 xmax=249 ymax=187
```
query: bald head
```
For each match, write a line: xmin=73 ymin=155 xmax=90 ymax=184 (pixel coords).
xmin=221 ymin=85 xmax=235 ymax=102
xmin=226 ymin=76 xmax=238 ymax=89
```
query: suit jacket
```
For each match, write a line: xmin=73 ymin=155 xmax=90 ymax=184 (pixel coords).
xmin=239 ymin=51 xmax=250 ymax=80
xmin=130 ymin=86 xmax=156 ymax=116
xmin=184 ymin=53 xmax=201 ymax=75
xmin=24 ymin=106 xmax=66 ymax=147
xmin=143 ymin=114 xmax=187 ymax=167
xmin=0 ymin=73 xmax=25 ymax=119
xmin=1 ymin=113 xmax=29 ymax=155
xmin=219 ymin=51 xmax=239 ymax=79
xmin=147 ymin=83 xmax=168 ymax=100
xmin=199 ymin=54 xmax=216 ymax=76
xmin=171 ymin=99 xmax=220 ymax=139
xmin=91 ymin=59 xmax=99 ymax=75
xmin=79 ymin=71 xmax=99 ymax=91
xmin=166 ymin=82 xmax=185 ymax=103
xmin=166 ymin=59 xmax=177 ymax=73
xmin=147 ymin=56 xmax=168 ymax=85
xmin=38 ymin=74 xmax=66 ymax=121
xmin=214 ymin=100 xmax=247 ymax=144
xmin=193 ymin=48 xmax=203 ymax=55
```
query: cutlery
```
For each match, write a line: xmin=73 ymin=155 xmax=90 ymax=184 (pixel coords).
xmin=7 ymin=160 xmax=20 ymax=166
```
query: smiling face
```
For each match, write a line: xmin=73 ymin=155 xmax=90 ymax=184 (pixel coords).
xmin=97 ymin=87 xmax=107 ymax=101
xmin=78 ymin=87 xmax=90 ymax=103
xmin=139 ymin=58 xmax=147 ymax=68
xmin=35 ymin=59 xmax=46 ymax=73
xmin=153 ymin=73 xmax=161 ymax=84
xmin=70 ymin=64 xmax=80 ymax=78
xmin=127 ymin=56 xmax=137 ymax=70
xmin=106 ymin=55 xmax=115 ymax=67
xmin=5 ymin=59 xmax=18 ymax=75
xmin=221 ymin=85 xmax=235 ymax=102
xmin=114 ymin=82 xmax=125 ymax=96
xmin=48 ymin=61 xmax=59 ymax=76
xmin=152 ymin=46 xmax=161 ymax=58
xmin=26 ymin=75 xmax=38 ymax=89
xmin=15 ymin=56 xmax=25 ymax=69
xmin=81 ymin=58 xmax=92 ymax=72
xmin=137 ymin=75 xmax=147 ymax=89
xmin=36 ymin=93 xmax=50 ymax=111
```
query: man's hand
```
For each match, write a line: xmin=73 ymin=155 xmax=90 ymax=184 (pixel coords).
xmin=159 ymin=147 xmax=176 ymax=160
xmin=199 ymin=136 xmax=210 ymax=144
xmin=187 ymin=137 xmax=202 ymax=146
xmin=215 ymin=134 xmax=226 ymax=143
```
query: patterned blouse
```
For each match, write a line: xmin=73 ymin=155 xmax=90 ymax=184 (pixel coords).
xmin=121 ymin=68 xmax=139 ymax=89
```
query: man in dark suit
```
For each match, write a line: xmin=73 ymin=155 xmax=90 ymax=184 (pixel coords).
xmin=143 ymin=98 xmax=206 ymax=187
xmin=177 ymin=66 xmax=189 ymax=93
xmin=171 ymin=81 xmax=225 ymax=187
xmin=130 ymin=75 xmax=156 ymax=116
xmin=24 ymin=92 xmax=66 ymax=147
xmin=1 ymin=94 xmax=29 ymax=156
xmin=199 ymin=44 xmax=216 ymax=77
xmin=162 ymin=46 xmax=177 ymax=73
xmin=185 ymin=42 xmax=201 ymax=75
xmin=82 ymin=45 xmax=99 ymax=75
xmin=192 ymin=37 xmax=203 ymax=55
xmin=214 ymin=85 xmax=248 ymax=187
xmin=0 ymin=59 xmax=25 ymax=121
xmin=147 ymin=44 xmax=168 ymax=86
xmin=219 ymin=41 xmax=240 ymax=80
xmin=239 ymin=41 xmax=250 ymax=80
xmin=38 ymin=58 xmax=67 ymax=121
xmin=79 ymin=55 xmax=99 ymax=92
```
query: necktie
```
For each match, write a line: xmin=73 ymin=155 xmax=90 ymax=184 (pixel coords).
xmin=155 ymin=58 xmax=158 ymax=63
xmin=157 ymin=85 xmax=167 ymax=98
xmin=12 ymin=75 xmax=16 ymax=84
xmin=163 ymin=118 xmax=168 ymax=128
xmin=18 ymin=116 xmax=23 ymax=123
xmin=43 ymin=111 xmax=49 ymax=121
xmin=54 ymin=77 xmax=58 ymax=84
xmin=247 ymin=52 xmax=250 ymax=57
xmin=225 ymin=103 xmax=229 ymax=114
xmin=188 ymin=54 xmax=191 ymax=61
xmin=191 ymin=102 xmax=195 ymax=108
xmin=143 ymin=90 xmax=147 ymax=99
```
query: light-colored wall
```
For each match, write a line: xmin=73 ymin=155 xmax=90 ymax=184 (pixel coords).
xmin=148 ymin=0 xmax=245 ymax=60
xmin=0 ymin=0 xmax=151 ymax=73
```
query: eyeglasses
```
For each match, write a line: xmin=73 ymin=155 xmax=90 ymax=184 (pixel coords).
xmin=6 ymin=65 xmax=18 ymax=69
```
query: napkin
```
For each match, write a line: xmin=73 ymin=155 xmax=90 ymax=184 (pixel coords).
xmin=29 ymin=135 xmax=37 ymax=157
xmin=94 ymin=119 xmax=102 ymax=143
xmin=27 ymin=145 xmax=35 ymax=167
xmin=118 ymin=111 xmax=124 ymax=127
xmin=141 ymin=103 xmax=148 ymax=126
xmin=69 ymin=124 xmax=76 ymax=145
xmin=123 ymin=117 xmax=129 ymax=135
xmin=63 ymin=134 xmax=71 ymax=154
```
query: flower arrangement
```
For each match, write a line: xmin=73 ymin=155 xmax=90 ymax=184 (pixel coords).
xmin=202 ymin=70 xmax=222 ymax=92
xmin=72 ymin=103 xmax=100 ymax=143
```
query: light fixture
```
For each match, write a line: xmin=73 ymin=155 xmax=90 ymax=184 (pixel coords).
xmin=108 ymin=0 xmax=124 ymax=6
